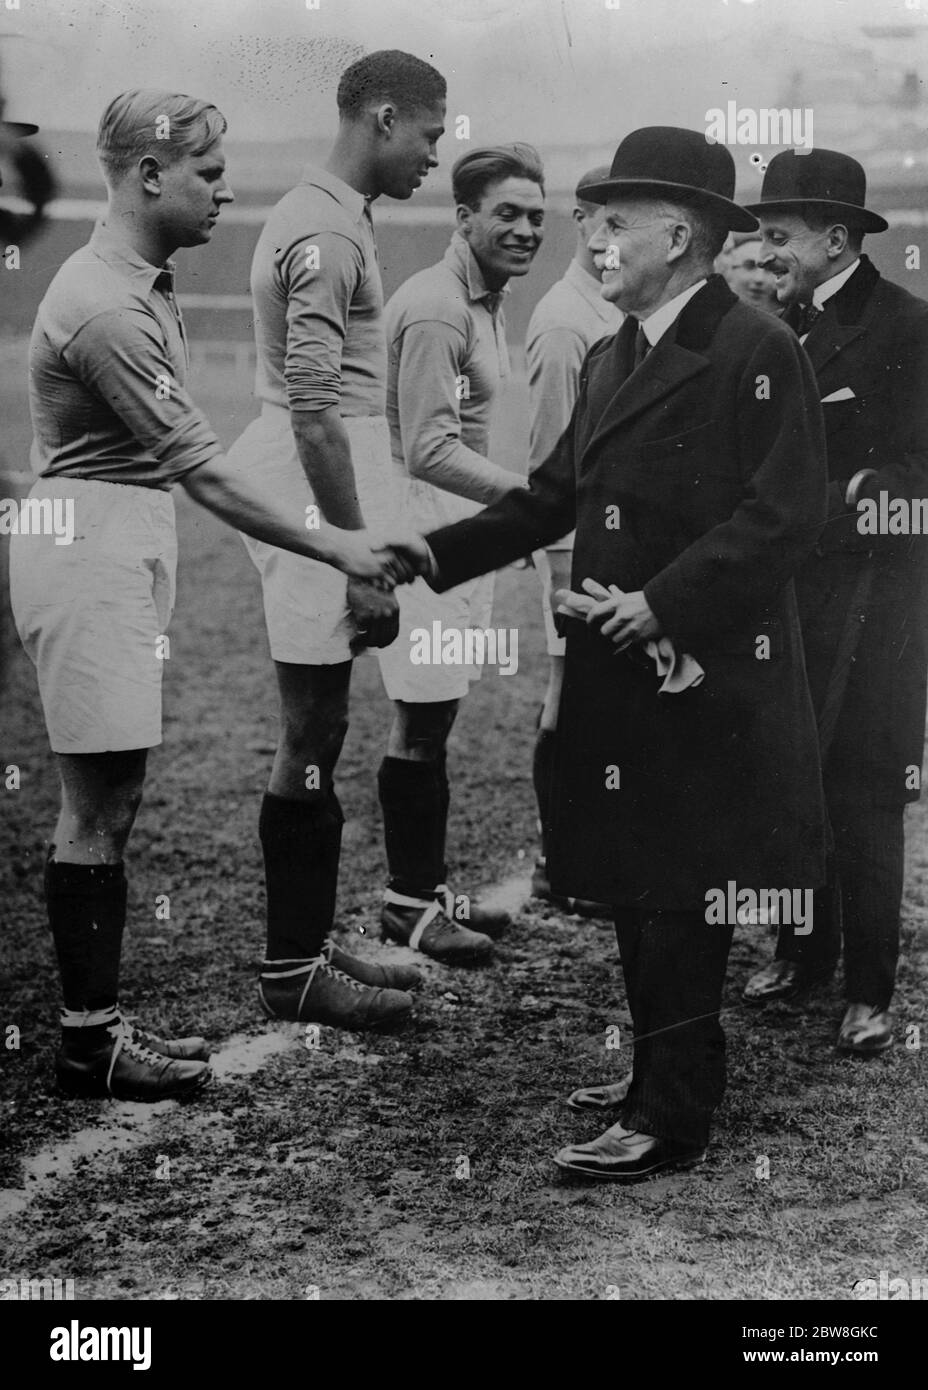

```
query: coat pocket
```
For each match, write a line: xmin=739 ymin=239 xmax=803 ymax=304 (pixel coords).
xmin=636 ymin=417 xmax=720 ymax=461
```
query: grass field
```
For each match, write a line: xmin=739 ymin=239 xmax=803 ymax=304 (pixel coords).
xmin=1 ymin=347 xmax=926 ymax=1301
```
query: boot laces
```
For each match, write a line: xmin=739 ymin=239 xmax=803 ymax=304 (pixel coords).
xmin=107 ymin=1018 xmax=166 ymax=1074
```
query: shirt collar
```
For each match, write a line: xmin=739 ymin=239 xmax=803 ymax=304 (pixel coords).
xmin=811 ymin=257 xmax=861 ymax=311
xmin=444 ymin=230 xmax=510 ymax=309
xmin=300 ymin=164 xmax=369 ymax=224
xmin=639 ymin=279 xmax=707 ymax=347
xmin=88 ymin=221 xmax=176 ymax=297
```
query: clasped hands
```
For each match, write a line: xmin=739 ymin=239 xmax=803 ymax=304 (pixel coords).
xmin=555 ymin=578 xmax=661 ymax=651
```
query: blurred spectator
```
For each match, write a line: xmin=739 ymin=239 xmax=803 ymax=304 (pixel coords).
xmin=0 ymin=57 xmax=55 ymax=249
xmin=716 ymin=230 xmax=779 ymax=313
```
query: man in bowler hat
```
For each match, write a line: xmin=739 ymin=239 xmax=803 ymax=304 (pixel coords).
xmin=383 ymin=127 xmax=829 ymax=1181
xmin=742 ymin=150 xmax=928 ymax=1055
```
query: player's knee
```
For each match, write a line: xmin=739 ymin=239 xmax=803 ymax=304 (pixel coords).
xmin=279 ymin=709 xmax=348 ymax=767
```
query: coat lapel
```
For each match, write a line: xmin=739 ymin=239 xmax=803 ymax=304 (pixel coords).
xmin=793 ymin=255 xmax=880 ymax=376
xmin=579 ymin=276 xmax=734 ymax=467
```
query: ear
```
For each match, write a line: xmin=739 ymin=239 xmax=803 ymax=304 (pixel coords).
xmin=455 ymin=202 xmax=474 ymax=237
xmin=375 ymin=102 xmax=398 ymax=138
xmin=665 ymin=218 xmax=691 ymax=265
xmin=825 ymin=223 xmax=850 ymax=258
xmin=571 ymin=206 xmax=585 ymax=228
xmin=138 ymin=154 xmax=163 ymax=197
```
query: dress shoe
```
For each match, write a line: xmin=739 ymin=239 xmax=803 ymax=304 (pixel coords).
xmin=566 ymin=1073 xmax=633 ymax=1113
xmin=381 ymin=888 xmax=494 ymax=964
xmin=56 ymin=1021 xmax=212 ymax=1101
xmin=322 ymin=939 xmax=422 ymax=991
xmin=259 ymin=957 xmax=413 ymax=1031
xmin=837 ymin=1002 xmax=893 ymax=1055
xmin=553 ymin=1124 xmax=707 ymax=1183
xmin=742 ymin=958 xmax=834 ymax=1004
xmin=531 ymin=859 xmax=611 ymax=920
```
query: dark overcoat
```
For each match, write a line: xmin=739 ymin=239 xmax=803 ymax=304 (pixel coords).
xmin=784 ymin=256 xmax=928 ymax=807
xmin=428 ymin=275 xmax=830 ymax=908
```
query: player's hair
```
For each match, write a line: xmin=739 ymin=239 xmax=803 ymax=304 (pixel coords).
xmin=96 ymin=90 xmax=226 ymax=185
xmin=792 ymin=202 xmax=865 ymax=253
xmin=336 ymin=50 xmax=446 ymax=119
xmin=575 ymin=165 xmax=611 ymax=212
xmin=452 ymin=143 xmax=545 ymax=210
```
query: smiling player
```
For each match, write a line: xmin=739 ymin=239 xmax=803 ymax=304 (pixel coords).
xmin=375 ymin=145 xmax=545 ymax=964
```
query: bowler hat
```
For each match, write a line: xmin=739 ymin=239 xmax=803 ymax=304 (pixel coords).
xmin=580 ymin=126 xmax=759 ymax=232
xmin=742 ymin=148 xmax=888 ymax=233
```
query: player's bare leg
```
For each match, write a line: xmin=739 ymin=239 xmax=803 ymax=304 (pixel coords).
xmin=378 ymin=699 xmax=504 ymax=964
xmin=51 ymin=751 xmax=212 ymax=1099
xmin=257 ymin=661 xmax=417 ymax=1028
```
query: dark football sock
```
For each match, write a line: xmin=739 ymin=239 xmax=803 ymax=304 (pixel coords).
xmin=435 ymin=749 xmax=450 ymax=883
xmin=533 ymin=728 xmax=557 ymax=862
xmin=45 ymin=858 xmax=127 ymax=1044
xmin=378 ymin=756 xmax=445 ymax=899
xmin=260 ymin=789 xmax=343 ymax=960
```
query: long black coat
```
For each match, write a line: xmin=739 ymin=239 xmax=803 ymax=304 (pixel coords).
xmin=784 ymin=256 xmax=928 ymax=806
xmin=428 ymin=275 xmax=829 ymax=908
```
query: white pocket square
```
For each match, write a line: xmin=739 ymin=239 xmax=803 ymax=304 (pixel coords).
xmin=821 ymin=387 xmax=856 ymax=402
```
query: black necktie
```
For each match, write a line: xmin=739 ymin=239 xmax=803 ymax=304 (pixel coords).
xmin=797 ymin=302 xmax=823 ymax=337
xmin=633 ymin=320 xmax=650 ymax=368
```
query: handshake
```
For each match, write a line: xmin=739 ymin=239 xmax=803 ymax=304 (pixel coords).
xmin=336 ymin=528 xmax=437 ymax=590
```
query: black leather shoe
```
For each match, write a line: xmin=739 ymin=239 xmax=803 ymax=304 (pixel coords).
xmin=566 ymin=1074 xmax=632 ymax=1113
xmin=837 ymin=1003 xmax=894 ymax=1055
xmin=553 ymin=1124 xmax=707 ymax=1183
xmin=742 ymin=958 xmax=834 ymax=1004
xmin=531 ymin=859 xmax=612 ymax=920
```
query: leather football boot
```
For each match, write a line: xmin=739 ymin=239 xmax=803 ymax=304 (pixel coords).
xmin=380 ymin=888 xmax=493 ymax=964
xmin=258 ymin=957 xmax=413 ymax=1031
xmin=435 ymin=883 xmax=510 ymax=940
xmin=322 ymin=939 xmax=422 ymax=992
xmin=56 ymin=1021 xmax=212 ymax=1101
xmin=122 ymin=1018 xmax=212 ymax=1062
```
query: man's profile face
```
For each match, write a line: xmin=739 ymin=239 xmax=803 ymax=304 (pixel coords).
xmin=458 ymin=175 xmax=545 ymax=284
xmin=724 ymin=239 xmax=779 ymax=310
xmin=155 ymin=136 xmax=234 ymax=247
xmin=589 ymin=198 xmax=673 ymax=314
xmin=757 ymin=214 xmax=834 ymax=305
xmin=380 ymin=101 xmax=445 ymax=200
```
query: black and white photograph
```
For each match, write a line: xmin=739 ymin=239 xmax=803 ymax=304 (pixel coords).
xmin=0 ymin=0 xmax=926 ymax=1338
